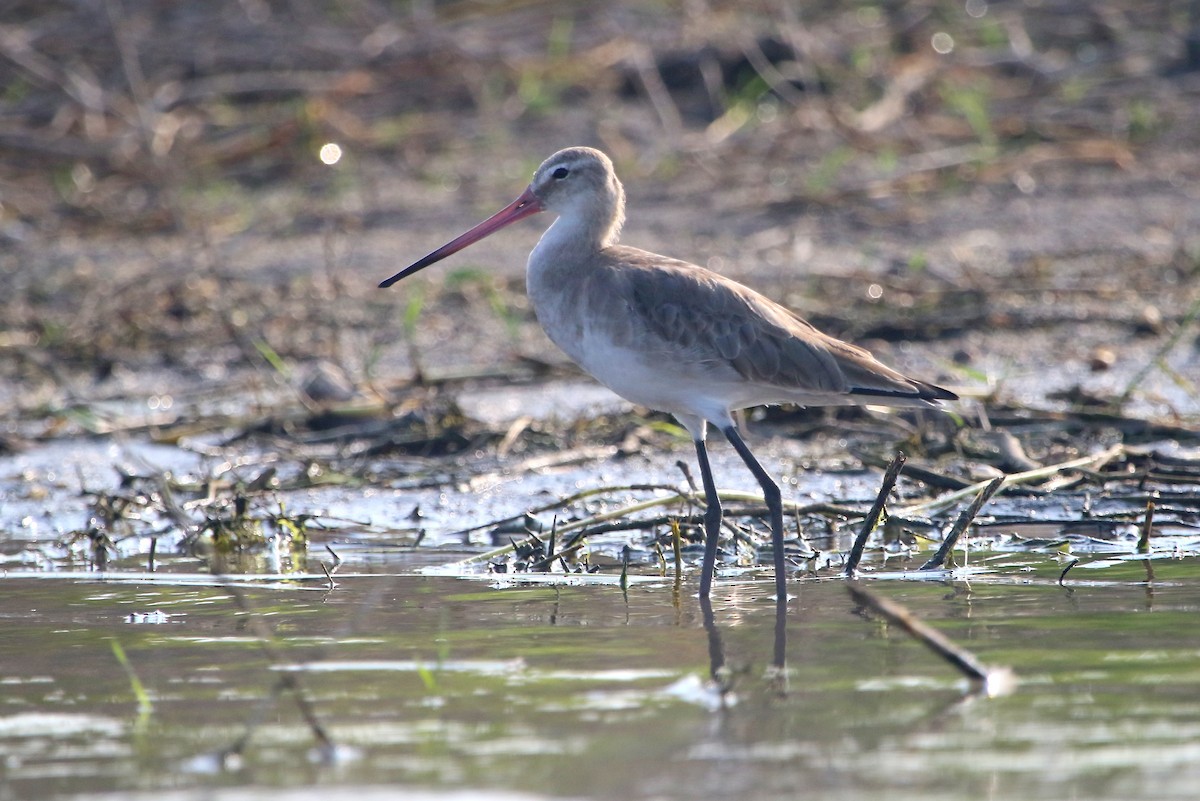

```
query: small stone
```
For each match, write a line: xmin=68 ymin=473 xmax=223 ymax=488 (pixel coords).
xmin=1134 ymin=305 xmax=1164 ymax=336
xmin=300 ymin=361 xmax=356 ymax=403
xmin=1089 ymin=346 xmax=1116 ymax=372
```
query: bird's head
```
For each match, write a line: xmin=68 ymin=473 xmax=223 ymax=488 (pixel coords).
xmin=379 ymin=146 xmax=625 ymax=288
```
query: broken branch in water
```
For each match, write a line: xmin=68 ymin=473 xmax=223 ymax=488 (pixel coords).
xmin=847 ymin=582 xmax=1016 ymax=696
xmin=919 ymin=475 xmax=1005 ymax=571
xmin=845 ymin=452 xmax=907 ymax=577
xmin=1138 ymin=498 xmax=1156 ymax=553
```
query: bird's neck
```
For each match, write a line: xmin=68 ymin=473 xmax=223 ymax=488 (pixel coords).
xmin=532 ymin=210 xmax=618 ymax=269
xmin=538 ymin=182 xmax=626 ymax=254
xmin=526 ymin=207 xmax=614 ymax=334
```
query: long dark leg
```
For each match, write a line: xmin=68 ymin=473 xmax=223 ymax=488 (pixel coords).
xmin=693 ymin=436 xmax=723 ymax=599
xmin=772 ymin=590 xmax=788 ymax=682
xmin=699 ymin=594 xmax=726 ymax=686
xmin=722 ymin=425 xmax=788 ymax=600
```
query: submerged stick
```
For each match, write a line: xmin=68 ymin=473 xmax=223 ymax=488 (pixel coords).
xmin=1138 ymin=499 xmax=1155 ymax=554
xmin=110 ymin=638 xmax=153 ymax=718
xmin=920 ymin=475 xmax=1004 ymax=570
xmin=671 ymin=519 xmax=684 ymax=586
xmin=847 ymin=582 xmax=1014 ymax=695
xmin=213 ymin=579 xmax=338 ymax=762
xmin=844 ymin=452 xmax=906 ymax=577
xmin=1058 ymin=557 xmax=1079 ymax=585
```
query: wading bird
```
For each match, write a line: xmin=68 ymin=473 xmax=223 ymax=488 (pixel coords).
xmin=380 ymin=147 xmax=955 ymax=599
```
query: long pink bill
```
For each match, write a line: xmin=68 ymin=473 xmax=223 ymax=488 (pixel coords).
xmin=379 ymin=186 xmax=543 ymax=288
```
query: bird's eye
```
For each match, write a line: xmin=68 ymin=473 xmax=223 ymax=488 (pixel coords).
xmin=552 ymin=166 xmax=569 ymax=180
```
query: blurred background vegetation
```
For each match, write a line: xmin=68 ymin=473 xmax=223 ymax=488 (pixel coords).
xmin=2 ymin=0 xmax=1197 ymax=234
xmin=2 ymin=0 xmax=1199 ymax=428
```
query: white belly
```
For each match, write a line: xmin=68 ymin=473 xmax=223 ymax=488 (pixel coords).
xmin=563 ymin=330 xmax=765 ymax=433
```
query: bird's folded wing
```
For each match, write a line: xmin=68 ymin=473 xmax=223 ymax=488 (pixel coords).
xmin=609 ymin=248 xmax=952 ymax=404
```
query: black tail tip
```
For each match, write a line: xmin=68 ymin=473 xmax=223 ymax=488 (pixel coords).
xmin=924 ymin=383 xmax=958 ymax=402
xmin=849 ymin=381 xmax=958 ymax=404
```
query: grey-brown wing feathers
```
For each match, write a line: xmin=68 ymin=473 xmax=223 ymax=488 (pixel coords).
xmin=611 ymin=246 xmax=955 ymax=405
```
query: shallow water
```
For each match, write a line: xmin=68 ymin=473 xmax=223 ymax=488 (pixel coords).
xmin=3 ymin=555 xmax=1200 ymax=801
xmin=4 ymin=392 xmax=1200 ymax=800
